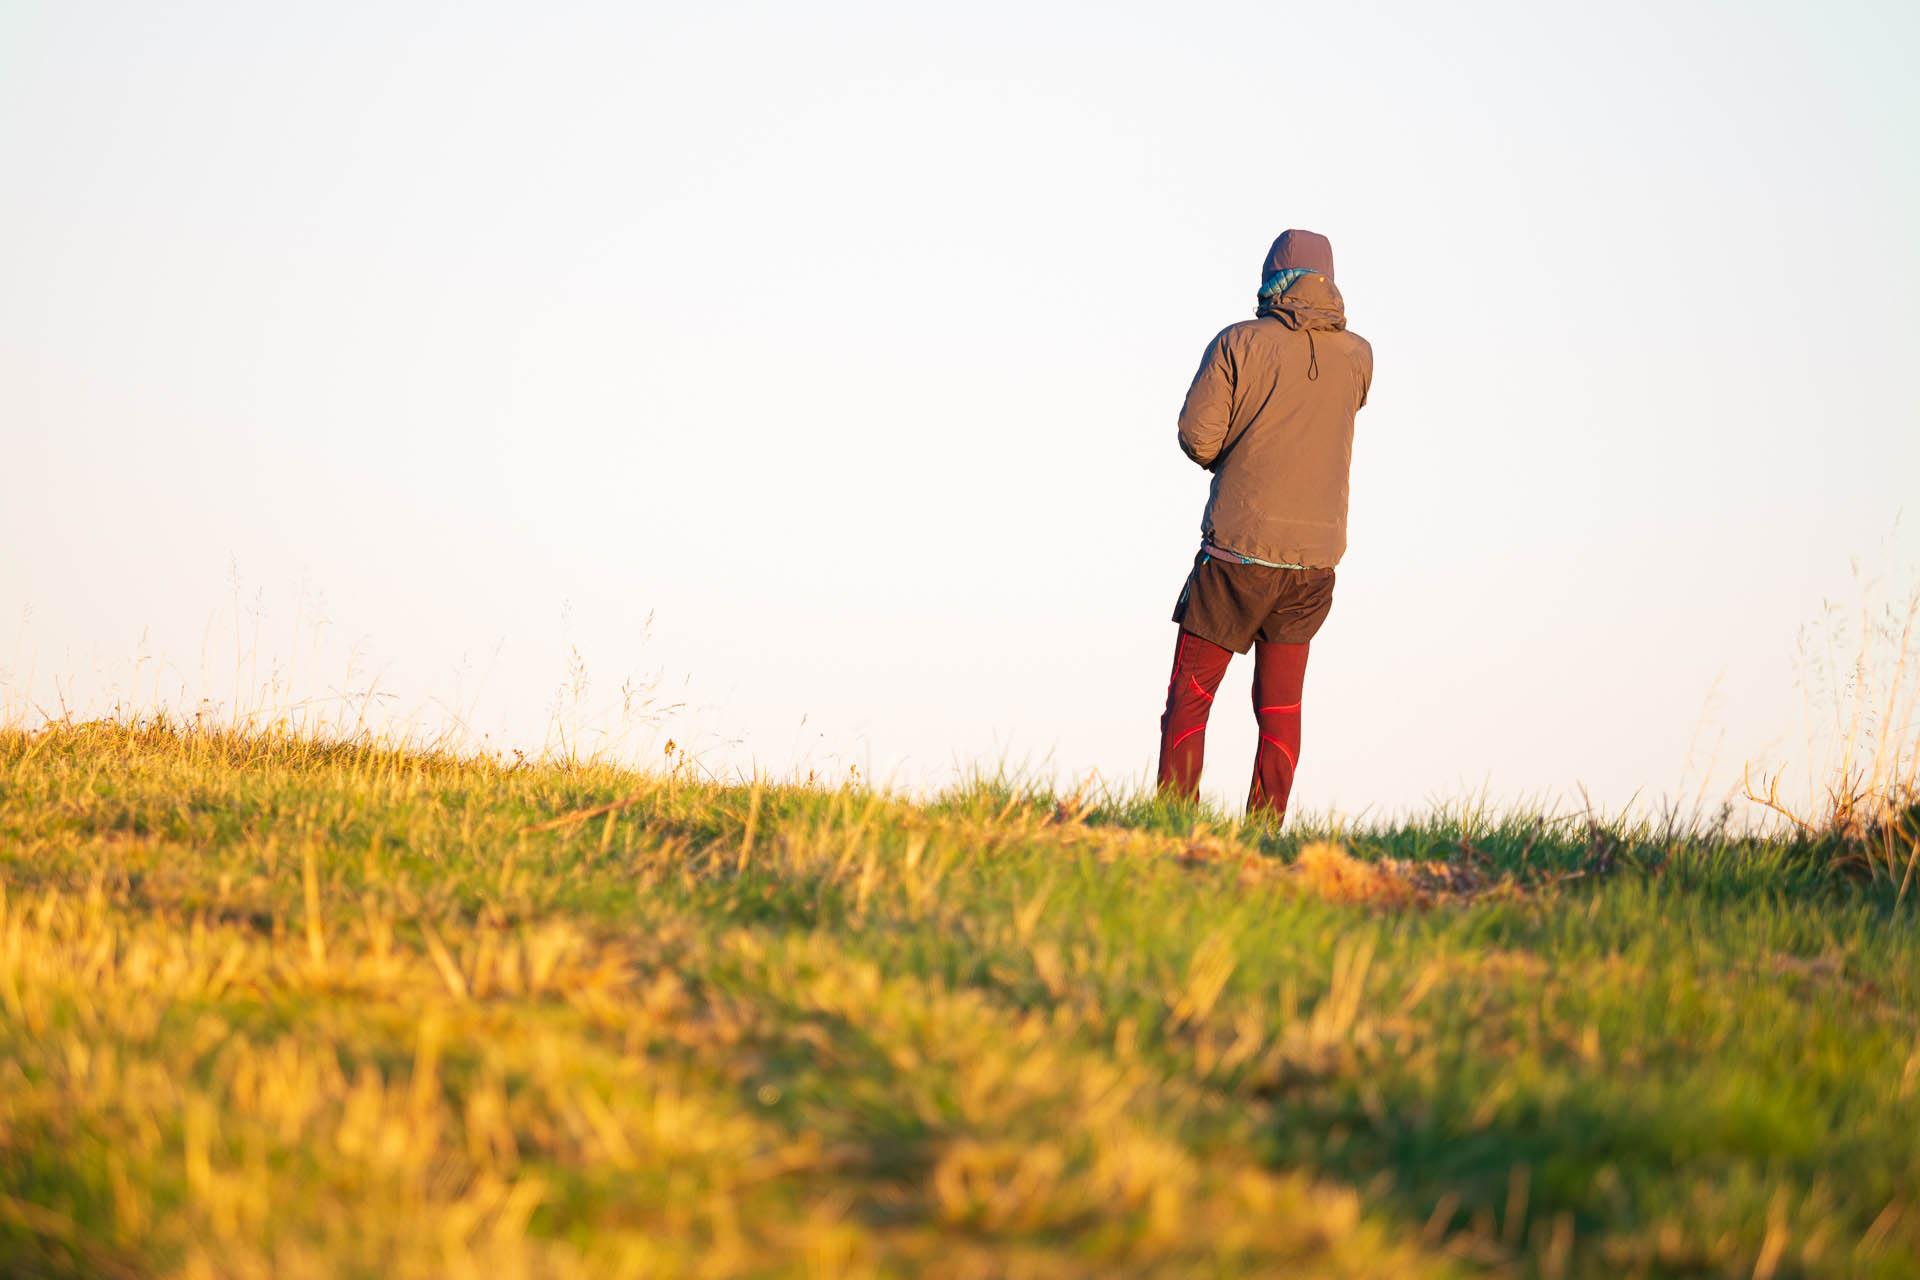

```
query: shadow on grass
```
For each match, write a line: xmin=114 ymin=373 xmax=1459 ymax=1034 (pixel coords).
xmin=1254 ymin=1053 xmax=1914 ymax=1278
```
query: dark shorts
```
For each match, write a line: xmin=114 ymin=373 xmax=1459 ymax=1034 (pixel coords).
xmin=1170 ymin=551 xmax=1336 ymax=652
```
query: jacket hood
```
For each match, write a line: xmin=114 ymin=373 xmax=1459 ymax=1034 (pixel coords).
xmin=1263 ymin=229 xmax=1335 ymax=283
xmin=1256 ymin=271 xmax=1347 ymax=332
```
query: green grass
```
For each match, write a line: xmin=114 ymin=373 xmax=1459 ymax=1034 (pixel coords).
xmin=0 ymin=720 xmax=1915 ymax=1277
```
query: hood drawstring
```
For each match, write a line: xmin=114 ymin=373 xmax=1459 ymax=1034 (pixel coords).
xmin=1306 ymin=330 xmax=1319 ymax=381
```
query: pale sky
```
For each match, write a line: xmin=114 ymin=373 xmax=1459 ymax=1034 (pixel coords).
xmin=5 ymin=1 xmax=1917 ymax=818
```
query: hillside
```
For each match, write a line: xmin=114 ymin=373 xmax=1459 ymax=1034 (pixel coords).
xmin=0 ymin=721 xmax=1914 ymax=1277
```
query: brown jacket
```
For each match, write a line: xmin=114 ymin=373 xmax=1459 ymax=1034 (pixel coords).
xmin=1176 ymin=251 xmax=1372 ymax=568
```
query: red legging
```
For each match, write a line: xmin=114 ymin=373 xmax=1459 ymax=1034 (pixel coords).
xmin=1156 ymin=630 xmax=1310 ymax=819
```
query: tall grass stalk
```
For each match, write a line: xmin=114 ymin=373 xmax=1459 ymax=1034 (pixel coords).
xmin=1747 ymin=562 xmax=1920 ymax=900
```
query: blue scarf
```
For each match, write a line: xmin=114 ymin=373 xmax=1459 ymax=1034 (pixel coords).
xmin=1257 ymin=266 xmax=1320 ymax=302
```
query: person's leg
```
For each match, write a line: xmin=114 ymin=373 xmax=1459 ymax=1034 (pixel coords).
xmin=1247 ymin=640 xmax=1310 ymax=820
xmin=1156 ymin=629 xmax=1232 ymax=800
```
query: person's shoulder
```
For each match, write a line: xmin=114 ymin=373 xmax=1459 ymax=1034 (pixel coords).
xmin=1209 ymin=318 xmax=1268 ymax=347
xmin=1341 ymin=327 xmax=1373 ymax=366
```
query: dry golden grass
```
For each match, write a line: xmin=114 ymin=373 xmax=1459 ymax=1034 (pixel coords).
xmin=0 ymin=721 xmax=1467 ymax=1279
xmin=1746 ymin=570 xmax=1920 ymax=900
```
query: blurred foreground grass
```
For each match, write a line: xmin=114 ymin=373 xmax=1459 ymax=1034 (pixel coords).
xmin=0 ymin=721 xmax=1915 ymax=1278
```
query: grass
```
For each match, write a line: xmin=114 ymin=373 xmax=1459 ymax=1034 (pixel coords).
xmin=1 ymin=719 xmax=1916 ymax=1278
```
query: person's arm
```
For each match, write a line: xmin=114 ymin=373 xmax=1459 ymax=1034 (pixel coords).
xmin=1176 ymin=331 xmax=1235 ymax=469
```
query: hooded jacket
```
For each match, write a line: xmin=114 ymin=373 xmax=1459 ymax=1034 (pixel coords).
xmin=1177 ymin=230 xmax=1372 ymax=568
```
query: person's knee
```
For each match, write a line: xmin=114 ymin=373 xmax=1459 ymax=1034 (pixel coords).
xmin=1253 ymin=699 xmax=1301 ymax=727
xmin=1170 ymin=635 xmax=1230 ymax=704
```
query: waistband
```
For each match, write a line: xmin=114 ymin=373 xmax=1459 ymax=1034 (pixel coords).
xmin=1202 ymin=542 xmax=1309 ymax=570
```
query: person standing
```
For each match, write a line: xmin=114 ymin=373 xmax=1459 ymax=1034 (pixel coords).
xmin=1157 ymin=229 xmax=1372 ymax=822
